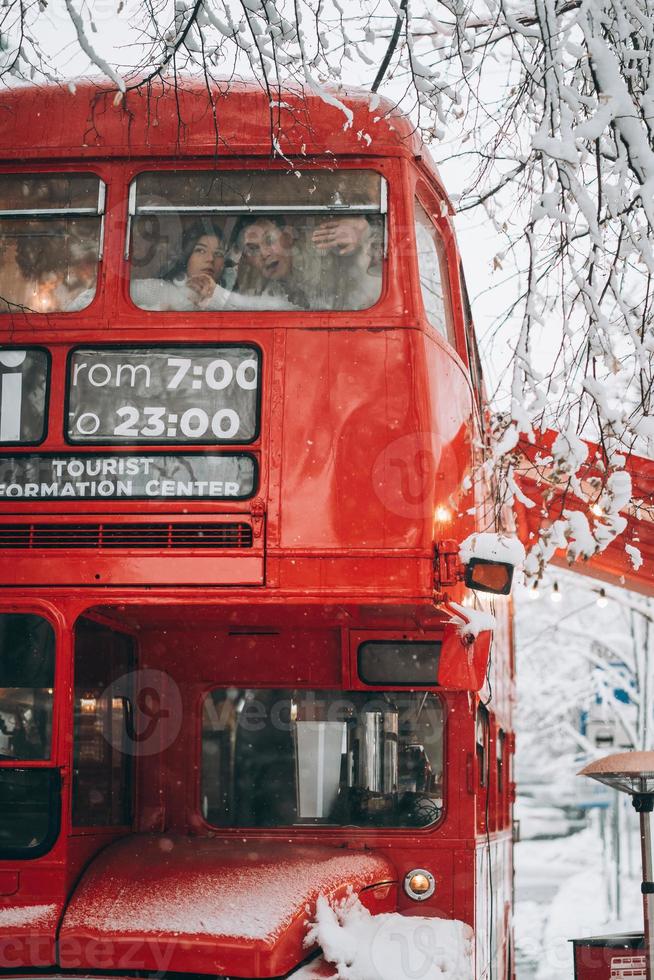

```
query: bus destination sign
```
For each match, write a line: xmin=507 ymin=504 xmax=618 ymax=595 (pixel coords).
xmin=0 ymin=454 xmax=256 ymax=500
xmin=67 ymin=346 xmax=259 ymax=444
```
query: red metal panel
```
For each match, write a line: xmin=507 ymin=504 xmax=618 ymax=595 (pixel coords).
xmin=279 ymin=327 xmax=474 ymax=561
xmin=0 ymin=82 xmax=435 ymax=168
xmin=0 ymin=554 xmax=263 ymax=586
xmin=58 ymin=836 xmax=397 ymax=977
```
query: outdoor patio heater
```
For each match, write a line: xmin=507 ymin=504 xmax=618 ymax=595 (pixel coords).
xmin=580 ymin=751 xmax=654 ymax=980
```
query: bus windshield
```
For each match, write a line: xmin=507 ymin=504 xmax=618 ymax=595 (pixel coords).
xmin=201 ymin=689 xmax=443 ymax=829
xmin=0 ymin=174 xmax=105 ymax=314
xmin=130 ymin=170 xmax=385 ymax=313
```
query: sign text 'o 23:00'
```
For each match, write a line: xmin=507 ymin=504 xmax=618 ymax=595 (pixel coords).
xmin=67 ymin=346 xmax=260 ymax=444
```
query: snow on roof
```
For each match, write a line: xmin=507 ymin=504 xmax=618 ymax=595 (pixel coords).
xmin=306 ymin=894 xmax=473 ymax=980
xmin=459 ymin=532 xmax=526 ymax=568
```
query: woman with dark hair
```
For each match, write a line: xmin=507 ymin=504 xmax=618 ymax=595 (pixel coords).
xmin=163 ymin=219 xmax=226 ymax=296
xmin=131 ymin=219 xmax=236 ymax=312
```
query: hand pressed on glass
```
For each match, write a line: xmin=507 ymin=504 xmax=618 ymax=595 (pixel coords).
xmin=311 ymin=216 xmax=369 ymax=256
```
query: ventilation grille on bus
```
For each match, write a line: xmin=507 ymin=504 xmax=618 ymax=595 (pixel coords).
xmin=0 ymin=522 xmax=253 ymax=550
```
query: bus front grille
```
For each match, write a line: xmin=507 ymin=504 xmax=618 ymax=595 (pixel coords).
xmin=0 ymin=522 xmax=254 ymax=550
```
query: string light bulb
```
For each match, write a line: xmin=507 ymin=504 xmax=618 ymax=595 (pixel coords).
xmin=551 ymin=581 xmax=562 ymax=603
xmin=596 ymin=588 xmax=608 ymax=609
xmin=528 ymin=582 xmax=539 ymax=601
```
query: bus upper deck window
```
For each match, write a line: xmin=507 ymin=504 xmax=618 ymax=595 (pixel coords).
xmin=414 ymin=199 xmax=455 ymax=345
xmin=0 ymin=174 xmax=105 ymax=314
xmin=128 ymin=170 xmax=386 ymax=313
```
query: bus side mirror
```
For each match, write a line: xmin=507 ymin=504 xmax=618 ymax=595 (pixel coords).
xmin=464 ymin=558 xmax=514 ymax=595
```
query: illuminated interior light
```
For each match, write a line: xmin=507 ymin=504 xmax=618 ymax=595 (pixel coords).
xmin=551 ymin=581 xmax=562 ymax=603
xmin=80 ymin=697 xmax=97 ymax=713
xmin=596 ymin=588 xmax=608 ymax=609
xmin=528 ymin=582 xmax=539 ymax=601
xmin=434 ymin=506 xmax=452 ymax=523
xmin=404 ymin=869 xmax=436 ymax=901
xmin=33 ymin=277 xmax=59 ymax=312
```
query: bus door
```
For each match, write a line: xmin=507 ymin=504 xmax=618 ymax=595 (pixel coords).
xmin=72 ymin=618 xmax=134 ymax=831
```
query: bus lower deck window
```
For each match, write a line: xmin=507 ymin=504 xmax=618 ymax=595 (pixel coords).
xmin=0 ymin=613 xmax=58 ymax=859
xmin=201 ymin=688 xmax=444 ymax=829
xmin=129 ymin=170 xmax=385 ymax=313
xmin=0 ymin=613 xmax=54 ymax=761
xmin=0 ymin=174 xmax=105 ymax=314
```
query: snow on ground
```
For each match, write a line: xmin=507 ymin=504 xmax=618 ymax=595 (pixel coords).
xmin=515 ymin=819 xmax=643 ymax=979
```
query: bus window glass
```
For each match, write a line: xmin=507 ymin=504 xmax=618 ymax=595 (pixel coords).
xmin=73 ymin=620 xmax=133 ymax=827
xmin=0 ymin=613 xmax=54 ymax=761
xmin=460 ymin=265 xmax=484 ymax=401
xmin=414 ymin=200 xmax=455 ymax=344
xmin=476 ymin=705 xmax=489 ymax=789
xmin=0 ymin=174 xmax=104 ymax=314
xmin=497 ymin=728 xmax=505 ymax=794
xmin=358 ymin=640 xmax=441 ymax=685
xmin=0 ymin=769 xmax=60 ymax=858
xmin=129 ymin=170 xmax=385 ymax=313
xmin=202 ymin=689 xmax=444 ymax=829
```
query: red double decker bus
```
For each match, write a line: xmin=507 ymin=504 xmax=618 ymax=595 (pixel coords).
xmin=0 ymin=81 xmax=517 ymax=979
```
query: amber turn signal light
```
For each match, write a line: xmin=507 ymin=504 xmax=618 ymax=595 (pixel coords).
xmin=404 ymin=869 xmax=436 ymax=901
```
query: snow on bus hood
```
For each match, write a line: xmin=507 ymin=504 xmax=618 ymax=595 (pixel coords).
xmin=58 ymin=834 xmax=397 ymax=977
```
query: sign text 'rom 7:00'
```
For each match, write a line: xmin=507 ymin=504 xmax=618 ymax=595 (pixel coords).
xmin=67 ymin=347 xmax=260 ymax=444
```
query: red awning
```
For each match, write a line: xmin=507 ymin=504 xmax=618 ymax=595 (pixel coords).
xmin=515 ymin=432 xmax=654 ymax=596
